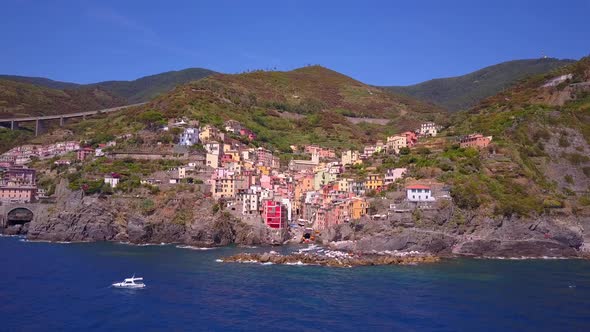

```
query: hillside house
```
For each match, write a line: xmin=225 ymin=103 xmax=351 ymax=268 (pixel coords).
xmin=384 ymin=168 xmax=407 ymax=185
xmin=199 ymin=125 xmax=222 ymax=142
xmin=304 ymin=145 xmax=336 ymax=159
xmin=77 ymin=147 xmax=94 ymax=161
xmin=179 ymin=127 xmax=199 ymax=146
xmin=363 ymin=145 xmax=377 ymax=157
xmin=460 ymin=134 xmax=492 ymax=149
xmin=289 ymin=154 xmax=320 ymax=172
xmin=224 ymin=120 xmax=242 ymax=134
xmin=351 ymin=198 xmax=369 ymax=219
xmin=386 ymin=135 xmax=407 ymax=153
xmin=419 ymin=122 xmax=438 ymax=137
xmin=104 ymin=174 xmax=120 ymax=188
xmin=365 ymin=174 xmax=383 ymax=191
xmin=406 ymin=185 xmax=435 ymax=202
xmin=404 ymin=131 xmax=418 ymax=147
xmin=341 ymin=150 xmax=361 ymax=166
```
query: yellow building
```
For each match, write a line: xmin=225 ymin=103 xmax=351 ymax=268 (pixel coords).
xmin=294 ymin=175 xmax=315 ymax=213
xmin=386 ymin=135 xmax=407 ymax=153
xmin=341 ymin=150 xmax=362 ymax=166
xmin=199 ymin=125 xmax=220 ymax=142
xmin=211 ymin=177 xmax=235 ymax=199
xmin=206 ymin=153 xmax=219 ymax=169
xmin=225 ymin=149 xmax=241 ymax=162
xmin=365 ymin=174 xmax=383 ymax=191
xmin=257 ymin=165 xmax=271 ymax=175
xmin=351 ymin=198 xmax=369 ymax=219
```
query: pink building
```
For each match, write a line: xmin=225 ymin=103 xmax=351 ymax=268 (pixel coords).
xmin=260 ymin=175 xmax=272 ymax=190
xmin=384 ymin=168 xmax=407 ymax=185
xmin=304 ymin=145 xmax=336 ymax=159
xmin=256 ymin=148 xmax=273 ymax=167
xmin=77 ymin=147 xmax=94 ymax=161
xmin=403 ymin=131 xmax=418 ymax=147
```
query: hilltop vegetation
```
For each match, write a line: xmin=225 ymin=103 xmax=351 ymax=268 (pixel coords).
xmin=385 ymin=58 xmax=574 ymax=111
xmin=88 ymin=68 xmax=217 ymax=103
xmin=0 ymin=75 xmax=79 ymax=90
xmin=0 ymin=79 xmax=126 ymax=118
xmin=0 ymin=68 xmax=217 ymax=107
xmin=69 ymin=66 xmax=447 ymax=154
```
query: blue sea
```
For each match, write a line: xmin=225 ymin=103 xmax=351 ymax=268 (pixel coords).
xmin=1 ymin=236 xmax=590 ymax=331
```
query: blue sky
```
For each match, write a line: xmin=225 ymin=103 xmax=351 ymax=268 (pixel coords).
xmin=1 ymin=0 xmax=588 ymax=85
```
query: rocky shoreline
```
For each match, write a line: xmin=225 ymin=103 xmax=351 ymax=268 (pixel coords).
xmin=220 ymin=250 xmax=440 ymax=267
xmin=2 ymin=182 xmax=590 ymax=259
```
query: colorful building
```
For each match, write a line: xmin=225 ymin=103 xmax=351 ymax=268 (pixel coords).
xmin=351 ymin=198 xmax=369 ymax=219
xmin=384 ymin=168 xmax=407 ymax=185
xmin=460 ymin=134 xmax=492 ymax=149
xmin=365 ymin=174 xmax=383 ymax=191
xmin=386 ymin=135 xmax=407 ymax=154
xmin=263 ymin=200 xmax=287 ymax=229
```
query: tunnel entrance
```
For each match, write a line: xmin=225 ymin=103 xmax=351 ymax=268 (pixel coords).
xmin=6 ymin=208 xmax=34 ymax=226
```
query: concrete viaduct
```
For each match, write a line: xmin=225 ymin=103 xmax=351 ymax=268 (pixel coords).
xmin=0 ymin=103 xmax=146 ymax=136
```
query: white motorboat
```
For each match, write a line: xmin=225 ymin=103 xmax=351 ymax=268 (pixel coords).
xmin=112 ymin=276 xmax=146 ymax=289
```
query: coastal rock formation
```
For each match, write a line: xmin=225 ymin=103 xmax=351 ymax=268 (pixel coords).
xmin=321 ymin=207 xmax=587 ymax=258
xmin=221 ymin=251 xmax=440 ymax=267
xmin=23 ymin=182 xmax=271 ymax=246
xmin=4 ymin=182 xmax=589 ymax=258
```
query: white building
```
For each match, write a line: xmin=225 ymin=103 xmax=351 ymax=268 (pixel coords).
xmin=281 ymin=198 xmax=293 ymax=222
xmin=419 ymin=122 xmax=438 ymax=137
xmin=204 ymin=142 xmax=221 ymax=155
xmin=179 ymin=127 xmax=199 ymax=146
xmin=104 ymin=175 xmax=120 ymax=188
xmin=174 ymin=166 xmax=186 ymax=179
xmin=242 ymin=191 xmax=259 ymax=215
xmin=406 ymin=185 xmax=435 ymax=202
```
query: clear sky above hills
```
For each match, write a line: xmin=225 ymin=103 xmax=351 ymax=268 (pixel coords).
xmin=1 ymin=0 xmax=588 ymax=85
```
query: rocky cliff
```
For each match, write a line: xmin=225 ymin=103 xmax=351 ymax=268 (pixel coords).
xmin=2 ymin=182 xmax=589 ymax=257
xmin=15 ymin=182 xmax=271 ymax=246
xmin=321 ymin=204 xmax=590 ymax=258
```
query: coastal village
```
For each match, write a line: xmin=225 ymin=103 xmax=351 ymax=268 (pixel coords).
xmin=0 ymin=118 xmax=492 ymax=242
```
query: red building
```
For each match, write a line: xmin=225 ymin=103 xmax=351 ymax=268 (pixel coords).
xmin=263 ymin=200 xmax=287 ymax=229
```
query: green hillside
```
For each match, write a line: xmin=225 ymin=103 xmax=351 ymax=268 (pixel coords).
xmin=0 ymin=79 xmax=125 ymax=118
xmin=89 ymin=68 xmax=217 ymax=103
xmin=445 ymin=56 xmax=590 ymax=215
xmin=385 ymin=58 xmax=575 ymax=111
xmin=0 ymin=67 xmax=217 ymax=105
xmin=59 ymin=66 xmax=447 ymax=154
xmin=0 ymin=75 xmax=80 ymax=90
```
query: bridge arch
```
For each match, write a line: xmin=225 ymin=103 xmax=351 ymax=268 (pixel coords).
xmin=6 ymin=207 xmax=34 ymax=226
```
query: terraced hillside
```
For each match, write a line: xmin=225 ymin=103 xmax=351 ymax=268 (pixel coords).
xmin=446 ymin=56 xmax=590 ymax=215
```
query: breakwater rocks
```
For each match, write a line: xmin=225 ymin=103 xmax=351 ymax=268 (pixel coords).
xmin=220 ymin=250 xmax=440 ymax=267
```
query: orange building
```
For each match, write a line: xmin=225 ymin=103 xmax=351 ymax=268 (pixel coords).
xmin=460 ymin=134 xmax=492 ymax=149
